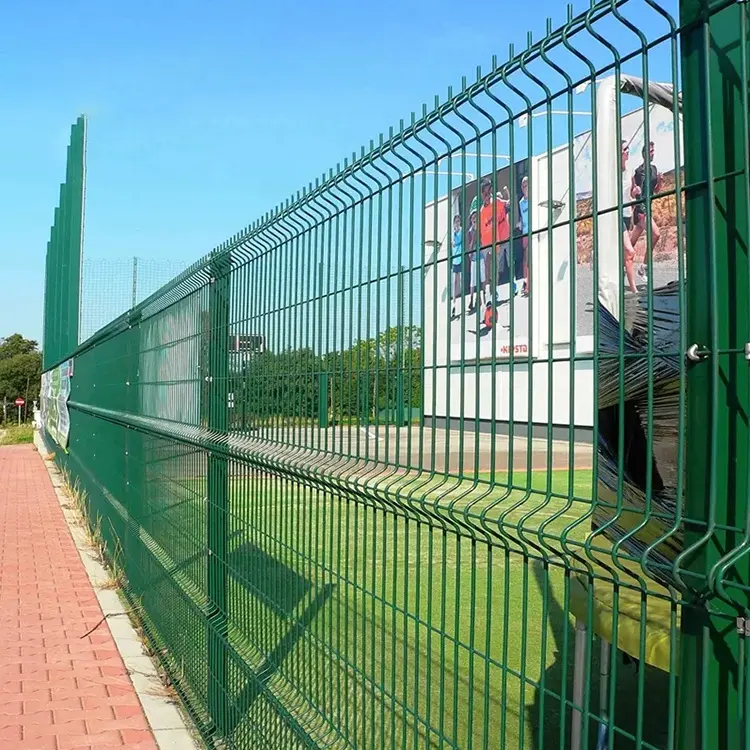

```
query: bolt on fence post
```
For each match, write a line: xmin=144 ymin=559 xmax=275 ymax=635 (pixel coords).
xmin=678 ymin=0 xmax=750 ymax=747
xmin=207 ymin=248 xmax=231 ymax=736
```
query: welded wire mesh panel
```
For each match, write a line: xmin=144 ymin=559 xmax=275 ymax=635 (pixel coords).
xmin=79 ymin=257 xmax=188 ymax=342
xmin=41 ymin=0 xmax=750 ymax=748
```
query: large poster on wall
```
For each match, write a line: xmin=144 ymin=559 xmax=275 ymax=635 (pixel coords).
xmin=424 ymin=102 xmax=683 ymax=370
xmin=41 ymin=359 xmax=73 ymax=449
xmin=573 ymin=103 xmax=683 ymax=342
xmin=430 ymin=158 xmax=531 ymax=363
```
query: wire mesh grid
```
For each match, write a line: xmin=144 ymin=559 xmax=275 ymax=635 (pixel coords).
xmin=79 ymin=257 xmax=189 ymax=342
xmin=42 ymin=0 xmax=750 ymax=747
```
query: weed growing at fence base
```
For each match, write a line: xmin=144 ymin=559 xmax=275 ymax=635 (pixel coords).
xmin=0 ymin=424 xmax=34 ymax=445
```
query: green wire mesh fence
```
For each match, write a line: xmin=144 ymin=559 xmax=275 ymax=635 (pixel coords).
xmin=42 ymin=115 xmax=85 ymax=370
xmin=80 ymin=257 xmax=189 ymax=342
xmin=41 ymin=0 xmax=750 ymax=748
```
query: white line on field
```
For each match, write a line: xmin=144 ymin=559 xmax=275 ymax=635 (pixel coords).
xmin=360 ymin=426 xmax=384 ymax=441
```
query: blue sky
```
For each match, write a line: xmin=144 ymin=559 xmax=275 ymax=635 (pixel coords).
xmin=0 ymin=0 xmax=680 ymax=343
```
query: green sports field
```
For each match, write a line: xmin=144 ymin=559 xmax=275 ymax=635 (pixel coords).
xmin=127 ymin=465 xmax=670 ymax=749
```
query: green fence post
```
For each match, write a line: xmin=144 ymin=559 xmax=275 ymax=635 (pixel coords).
xmin=67 ymin=116 xmax=85 ymax=351
xmin=243 ymin=359 xmax=249 ymax=433
xmin=59 ymin=176 xmax=70 ymax=363
xmin=318 ymin=372 xmax=330 ymax=428
xmin=396 ymin=264 xmax=405 ymax=427
xmin=52 ymin=202 xmax=62 ymax=366
xmin=359 ymin=371 xmax=370 ymax=425
xmin=396 ymin=370 xmax=405 ymax=427
xmin=124 ymin=308 xmax=143 ymax=584
xmin=42 ymin=115 xmax=85 ymax=366
xmin=58 ymin=179 xmax=68 ymax=359
xmin=207 ymin=248 xmax=230 ymax=736
xmin=43 ymin=233 xmax=54 ymax=370
xmin=679 ymin=1 xmax=750 ymax=747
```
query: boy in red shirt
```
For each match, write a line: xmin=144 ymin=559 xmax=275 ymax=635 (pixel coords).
xmin=479 ymin=177 xmax=511 ymax=287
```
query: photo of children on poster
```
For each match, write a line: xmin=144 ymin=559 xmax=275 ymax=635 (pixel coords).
xmin=575 ymin=117 xmax=684 ymax=337
xmin=442 ymin=159 xmax=530 ymax=362
xmin=429 ymin=101 xmax=682 ymax=364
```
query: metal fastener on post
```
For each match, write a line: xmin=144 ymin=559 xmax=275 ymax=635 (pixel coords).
xmin=686 ymin=344 xmax=709 ymax=362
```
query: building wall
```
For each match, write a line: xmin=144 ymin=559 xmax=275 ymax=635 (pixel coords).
xmin=424 ymin=355 xmax=594 ymax=429
xmin=421 ymin=95 xmax=682 ymax=431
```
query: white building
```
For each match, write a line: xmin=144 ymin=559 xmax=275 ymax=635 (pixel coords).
xmin=422 ymin=76 xmax=683 ymax=439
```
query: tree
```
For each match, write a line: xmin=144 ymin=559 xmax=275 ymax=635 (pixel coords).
xmin=237 ymin=347 xmax=322 ymax=426
xmin=328 ymin=326 xmax=422 ymax=422
xmin=0 ymin=334 xmax=42 ymax=422
xmin=234 ymin=325 xmax=423 ymax=426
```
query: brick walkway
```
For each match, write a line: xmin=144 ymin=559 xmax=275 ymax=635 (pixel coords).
xmin=0 ymin=445 xmax=158 ymax=750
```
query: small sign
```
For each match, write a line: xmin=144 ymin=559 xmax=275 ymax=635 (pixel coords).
xmin=14 ymin=398 xmax=25 ymax=407
xmin=230 ymin=334 xmax=265 ymax=353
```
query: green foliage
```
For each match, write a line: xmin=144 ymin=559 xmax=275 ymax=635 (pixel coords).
xmin=0 ymin=334 xmax=41 ymax=421
xmin=232 ymin=326 xmax=422 ymax=426
xmin=327 ymin=326 xmax=422 ymax=421
xmin=235 ymin=347 xmax=322 ymax=424
xmin=0 ymin=424 xmax=34 ymax=445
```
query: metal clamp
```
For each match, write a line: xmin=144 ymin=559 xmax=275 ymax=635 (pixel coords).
xmin=744 ymin=343 xmax=750 ymax=361
xmin=686 ymin=344 xmax=709 ymax=362
xmin=737 ymin=617 xmax=750 ymax=636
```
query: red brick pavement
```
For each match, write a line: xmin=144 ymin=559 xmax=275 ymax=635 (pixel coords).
xmin=0 ymin=445 xmax=158 ymax=750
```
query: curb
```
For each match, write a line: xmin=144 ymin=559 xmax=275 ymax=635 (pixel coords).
xmin=34 ymin=431 xmax=202 ymax=750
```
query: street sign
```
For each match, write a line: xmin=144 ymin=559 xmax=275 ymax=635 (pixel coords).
xmin=15 ymin=398 xmax=24 ymax=407
xmin=230 ymin=334 xmax=265 ymax=353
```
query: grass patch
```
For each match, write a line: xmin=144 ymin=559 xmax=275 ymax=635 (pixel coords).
xmin=0 ymin=423 xmax=34 ymax=445
xmin=134 ymin=465 xmax=671 ymax=749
